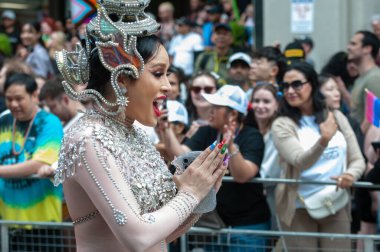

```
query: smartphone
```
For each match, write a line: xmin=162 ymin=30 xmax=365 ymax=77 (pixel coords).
xmin=372 ymin=141 xmax=380 ymax=152
xmin=162 ymin=98 xmax=167 ymax=110
xmin=169 ymin=151 xmax=202 ymax=175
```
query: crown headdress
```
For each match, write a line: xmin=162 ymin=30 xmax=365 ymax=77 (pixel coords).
xmin=55 ymin=0 xmax=160 ymax=115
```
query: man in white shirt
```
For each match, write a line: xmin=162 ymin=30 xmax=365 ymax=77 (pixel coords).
xmin=168 ymin=17 xmax=204 ymax=77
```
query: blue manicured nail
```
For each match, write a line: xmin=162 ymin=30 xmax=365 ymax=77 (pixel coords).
xmin=209 ymin=140 xmax=217 ymax=150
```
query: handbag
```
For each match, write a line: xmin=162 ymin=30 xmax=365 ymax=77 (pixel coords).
xmin=298 ymin=185 xmax=349 ymax=219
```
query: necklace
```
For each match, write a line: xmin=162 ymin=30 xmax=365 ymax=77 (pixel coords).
xmin=12 ymin=108 xmax=39 ymax=156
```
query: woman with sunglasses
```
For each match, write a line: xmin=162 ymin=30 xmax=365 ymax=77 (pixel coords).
xmin=271 ymin=62 xmax=365 ymax=251
xmin=184 ymin=72 xmax=218 ymax=138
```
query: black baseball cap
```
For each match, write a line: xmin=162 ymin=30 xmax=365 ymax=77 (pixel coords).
xmin=214 ymin=23 xmax=231 ymax=32
xmin=176 ymin=17 xmax=194 ymax=27
xmin=206 ymin=4 xmax=223 ymax=14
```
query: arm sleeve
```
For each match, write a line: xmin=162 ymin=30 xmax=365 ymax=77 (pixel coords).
xmin=32 ymin=114 xmax=63 ymax=165
xmin=334 ymin=110 xmax=365 ymax=180
xmin=237 ymin=127 xmax=264 ymax=167
xmin=193 ymin=34 xmax=204 ymax=51
xmin=72 ymin=131 xmax=199 ymax=251
xmin=184 ymin=126 xmax=213 ymax=151
xmin=271 ymin=117 xmax=326 ymax=171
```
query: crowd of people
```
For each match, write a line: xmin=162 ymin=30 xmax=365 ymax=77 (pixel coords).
xmin=0 ymin=0 xmax=380 ymax=251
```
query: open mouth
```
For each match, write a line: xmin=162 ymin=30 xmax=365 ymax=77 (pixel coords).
xmin=153 ymin=97 xmax=166 ymax=117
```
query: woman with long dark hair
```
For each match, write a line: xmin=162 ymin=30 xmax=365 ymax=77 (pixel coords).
xmin=271 ymin=62 xmax=365 ymax=251
xmin=54 ymin=1 xmax=227 ymax=251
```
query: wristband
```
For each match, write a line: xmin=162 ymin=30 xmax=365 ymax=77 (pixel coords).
xmin=230 ymin=144 xmax=240 ymax=158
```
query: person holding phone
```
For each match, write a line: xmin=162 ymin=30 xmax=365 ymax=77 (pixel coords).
xmin=162 ymin=84 xmax=270 ymax=251
xmin=271 ymin=62 xmax=365 ymax=251
xmin=53 ymin=1 xmax=228 ymax=251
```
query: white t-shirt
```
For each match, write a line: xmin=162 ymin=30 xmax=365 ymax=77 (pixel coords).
xmin=168 ymin=32 xmax=204 ymax=76
xmin=260 ymin=131 xmax=281 ymax=182
xmin=297 ymin=115 xmax=347 ymax=200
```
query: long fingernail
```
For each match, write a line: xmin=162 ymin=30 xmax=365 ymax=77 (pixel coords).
xmin=221 ymin=144 xmax=227 ymax=154
xmin=209 ymin=140 xmax=217 ymax=150
xmin=218 ymin=139 xmax=226 ymax=149
xmin=223 ymin=155 xmax=231 ymax=166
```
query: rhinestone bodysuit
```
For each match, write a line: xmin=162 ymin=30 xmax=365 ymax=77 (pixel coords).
xmin=54 ymin=109 xmax=200 ymax=251
xmin=55 ymin=109 xmax=177 ymax=217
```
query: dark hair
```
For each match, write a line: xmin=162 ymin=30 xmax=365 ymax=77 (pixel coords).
xmin=4 ymin=73 xmax=37 ymax=94
xmin=318 ymin=73 xmax=335 ymax=88
xmin=357 ymin=30 xmax=380 ymax=60
xmin=252 ymin=46 xmax=287 ymax=83
xmin=39 ymin=76 xmax=65 ymax=101
xmin=168 ymin=65 xmax=185 ymax=84
xmin=185 ymin=71 xmax=218 ymax=121
xmin=245 ymin=83 xmax=279 ymax=129
xmin=87 ymin=35 xmax=162 ymax=95
xmin=321 ymin=51 xmax=356 ymax=88
xmin=225 ymin=107 xmax=245 ymax=125
xmin=279 ymin=62 xmax=327 ymax=125
xmin=22 ymin=22 xmax=45 ymax=47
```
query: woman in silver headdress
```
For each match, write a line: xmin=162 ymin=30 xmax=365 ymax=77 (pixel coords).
xmin=54 ymin=1 xmax=228 ymax=251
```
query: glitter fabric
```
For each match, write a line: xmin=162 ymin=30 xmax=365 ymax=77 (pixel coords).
xmin=55 ymin=109 xmax=177 ymax=219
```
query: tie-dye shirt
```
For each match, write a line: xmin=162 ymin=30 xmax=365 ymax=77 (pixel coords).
xmin=0 ymin=109 xmax=63 ymax=222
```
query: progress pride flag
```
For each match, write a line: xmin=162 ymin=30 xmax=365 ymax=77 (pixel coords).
xmin=365 ymin=89 xmax=380 ymax=127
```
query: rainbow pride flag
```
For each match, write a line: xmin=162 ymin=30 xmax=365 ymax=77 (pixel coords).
xmin=365 ymin=89 xmax=380 ymax=127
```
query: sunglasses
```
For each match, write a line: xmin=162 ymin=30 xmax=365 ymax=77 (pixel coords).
xmin=281 ymin=80 xmax=308 ymax=92
xmin=190 ymin=86 xmax=215 ymax=94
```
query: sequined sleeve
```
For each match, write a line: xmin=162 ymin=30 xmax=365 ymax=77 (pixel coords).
xmin=55 ymin=117 xmax=200 ymax=251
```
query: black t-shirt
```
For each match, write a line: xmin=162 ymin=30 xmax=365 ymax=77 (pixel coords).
xmin=184 ymin=125 xmax=271 ymax=226
xmin=365 ymin=159 xmax=380 ymax=186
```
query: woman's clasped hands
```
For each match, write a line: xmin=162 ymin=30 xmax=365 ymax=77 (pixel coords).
xmin=173 ymin=140 xmax=229 ymax=201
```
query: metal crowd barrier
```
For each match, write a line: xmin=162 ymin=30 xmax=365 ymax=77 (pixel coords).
xmin=0 ymin=178 xmax=378 ymax=251
xmin=181 ymin=227 xmax=380 ymax=252
xmin=0 ymin=221 xmax=379 ymax=252
xmin=223 ymin=177 xmax=380 ymax=189
xmin=0 ymin=221 xmax=75 ymax=252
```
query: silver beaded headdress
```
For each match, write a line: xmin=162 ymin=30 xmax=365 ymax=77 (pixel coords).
xmin=55 ymin=0 xmax=160 ymax=115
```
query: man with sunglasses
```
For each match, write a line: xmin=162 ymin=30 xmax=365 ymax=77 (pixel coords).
xmin=162 ymin=85 xmax=270 ymax=251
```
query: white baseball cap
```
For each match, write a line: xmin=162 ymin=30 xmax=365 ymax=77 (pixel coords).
xmin=227 ymin=52 xmax=252 ymax=69
xmin=2 ymin=10 xmax=16 ymax=20
xmin=167 ymin=100 xmax=189 ymax=125
xmin=202 ymin=85 xmax=248 ymax=115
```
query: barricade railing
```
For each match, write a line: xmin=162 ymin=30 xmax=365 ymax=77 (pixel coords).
xmin=0 ymin=178 xmax=379 ymax=251
xmin=222 ymin=177 xmax=380 ymax=189
xmin=0 ymin=220 xmax=75 ymax=252
xmin=0 ymin=220 xmax=378 ymax=252
xmin=181 ymin=227 xmax=380 ymax=252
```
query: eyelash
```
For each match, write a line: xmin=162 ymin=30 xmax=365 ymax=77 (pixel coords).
xmin=153 ymin=72 xmax=164 ymax=78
